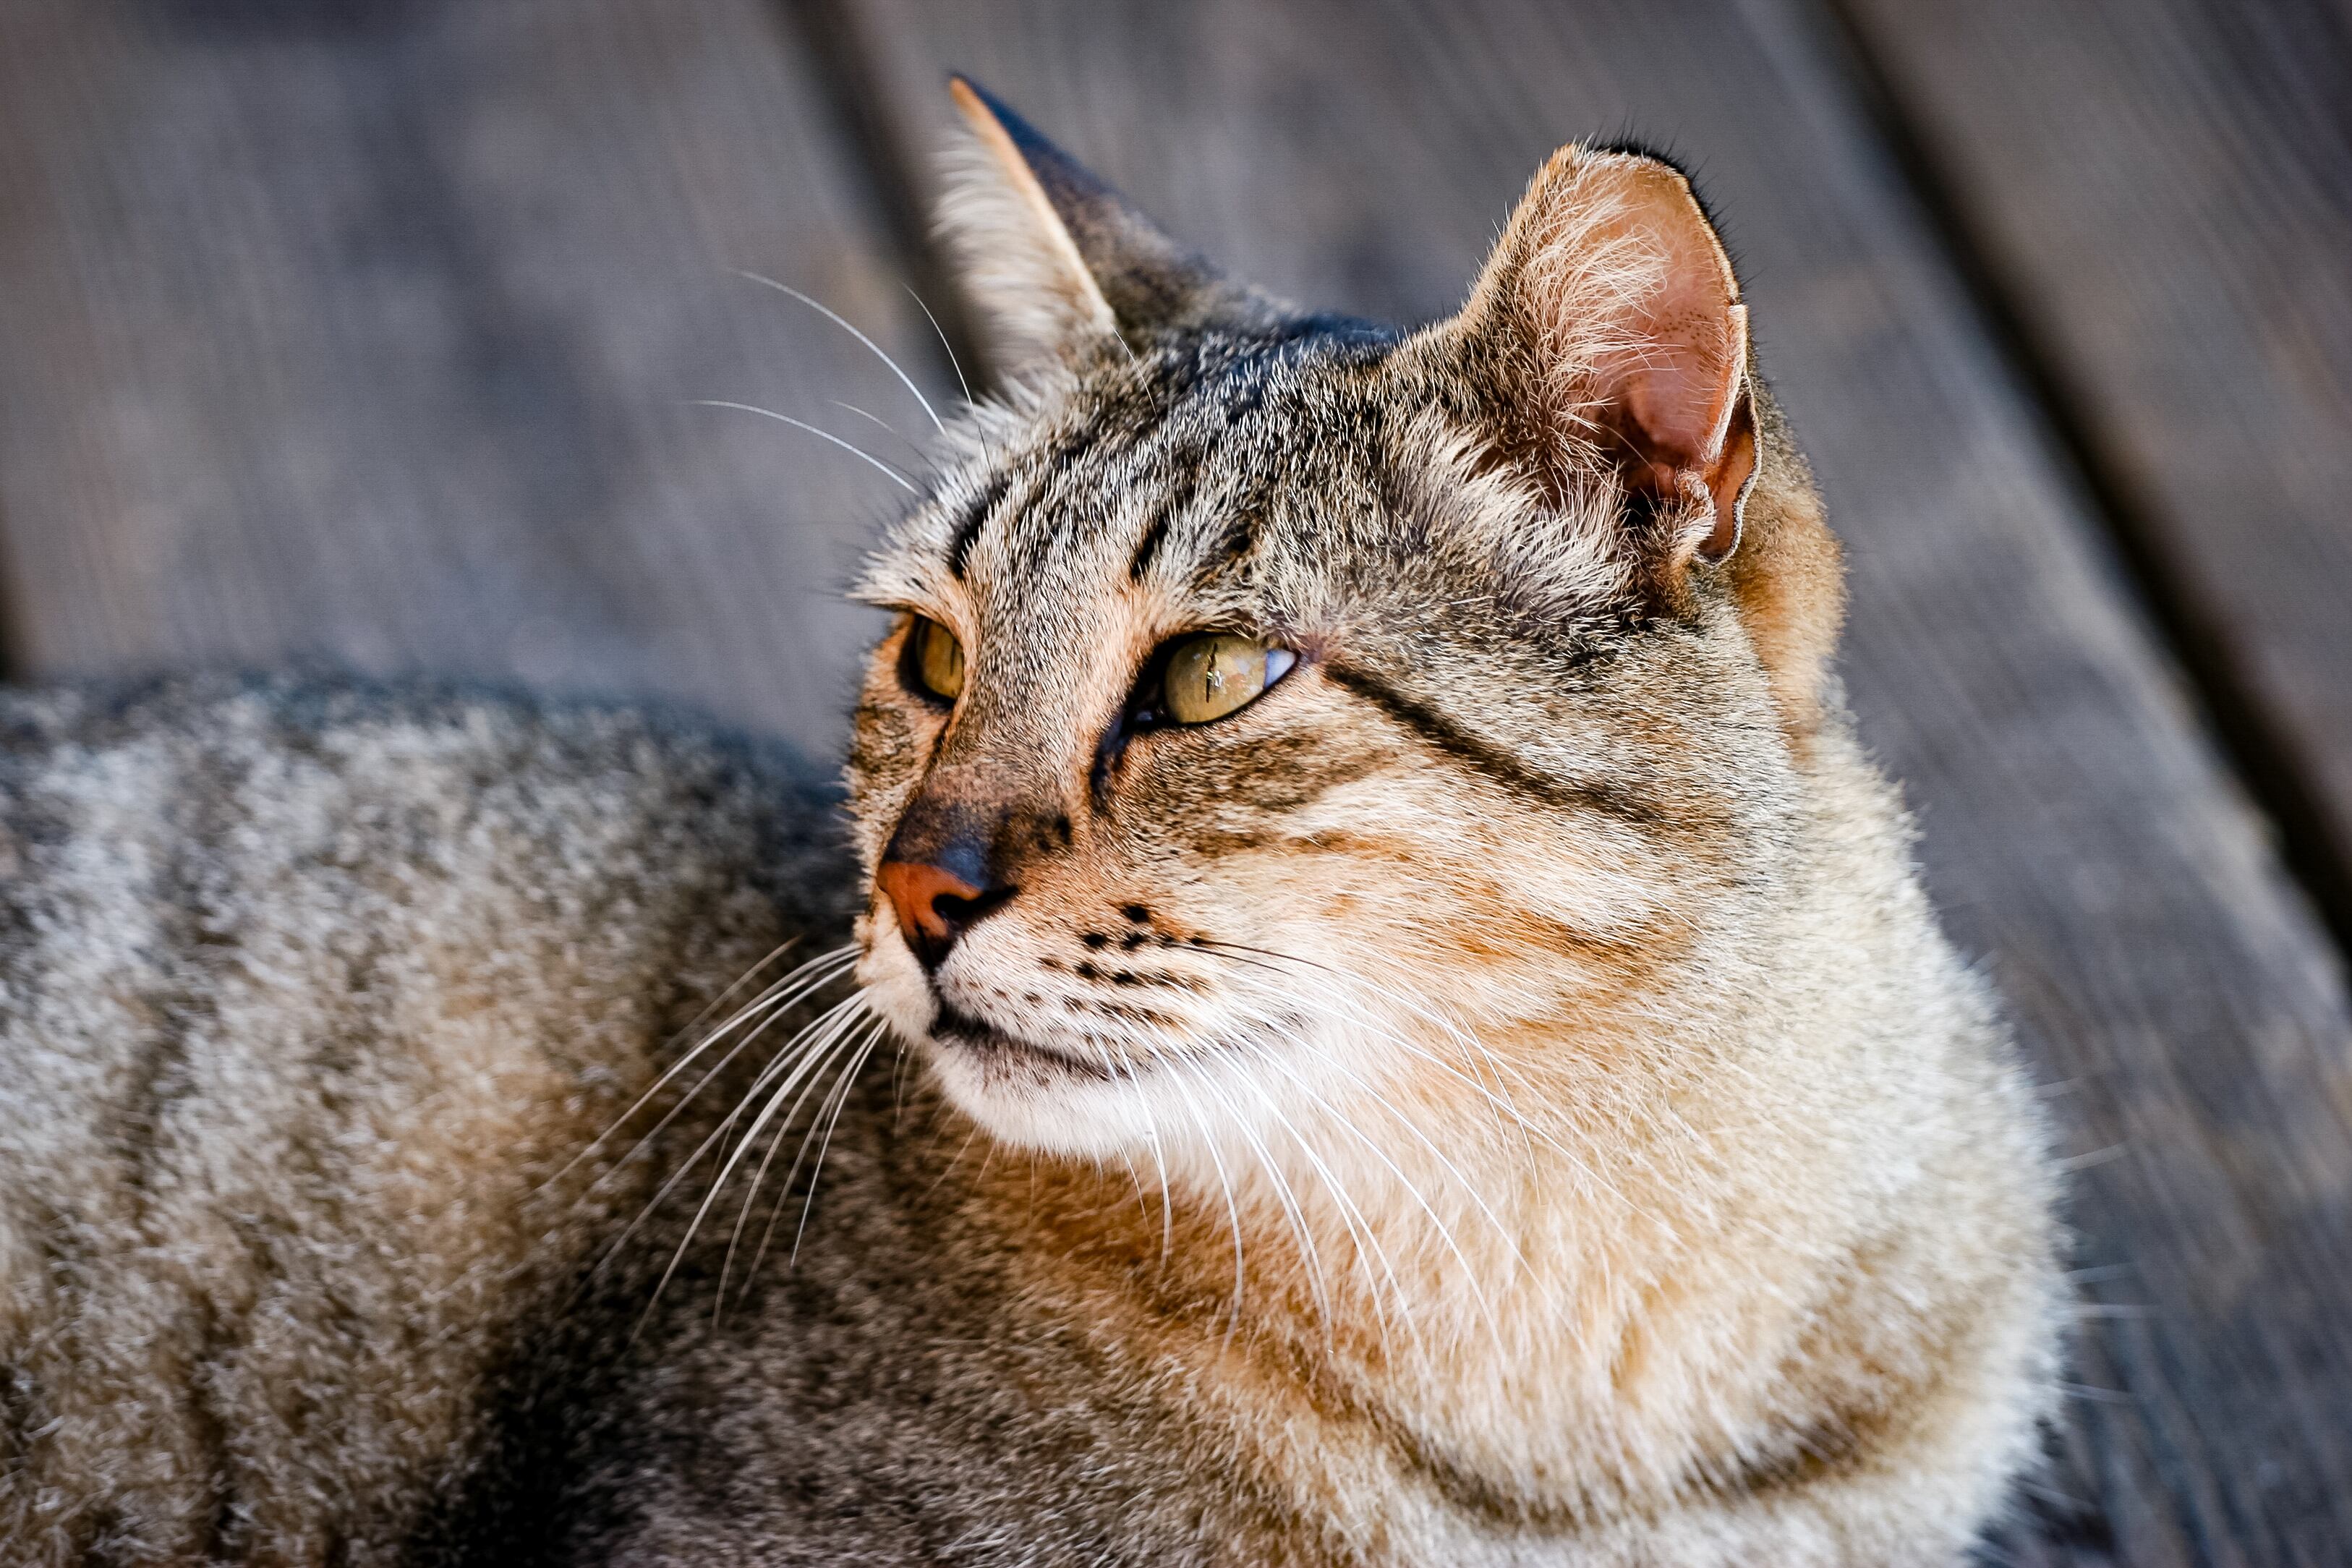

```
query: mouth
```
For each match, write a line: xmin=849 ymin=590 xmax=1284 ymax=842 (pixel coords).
xmin=930 ymin=1002 xmax=1117 ymax=1081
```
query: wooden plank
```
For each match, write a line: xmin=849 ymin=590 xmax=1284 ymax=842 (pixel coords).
xmin=0 ymin=0 xmax=948 ymax=751
xmin=1831 ymin=0 xmax=2352 ymax=939
xmin=832 ymin=0 xmax=2352 ymax=1560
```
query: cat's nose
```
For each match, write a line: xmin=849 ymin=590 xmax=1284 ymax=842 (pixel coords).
xmin=876 ymin=855 xmax=1015 ymax=970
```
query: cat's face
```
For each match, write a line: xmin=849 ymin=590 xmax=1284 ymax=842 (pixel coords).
xmin=845 ymin=85 xmax=1836 ymax=1176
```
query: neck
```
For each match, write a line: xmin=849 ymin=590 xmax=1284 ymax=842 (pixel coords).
xmin=955 ymin=1007 xmax=1841 ymax=1538
xmin=989 ymin=1067 xmax=1690 ymax=1412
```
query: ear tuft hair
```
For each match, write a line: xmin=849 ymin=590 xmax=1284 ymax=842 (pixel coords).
xmin=1437 ymin=145 xmax=1757 ymax=574
xmin=937 ymin=76 xmax=1122 ymax=374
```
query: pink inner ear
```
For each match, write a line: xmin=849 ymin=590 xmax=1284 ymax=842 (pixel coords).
xmin=1620 ymin=320 xmax=1738 ymax=472
xmin=1446 ymin=146 xmax=1756 ymax=558
xmin=1611 ymin=205 xmax=1744 ymax=474
xmin=1596 ymin=169 xmax=1752 ymax=558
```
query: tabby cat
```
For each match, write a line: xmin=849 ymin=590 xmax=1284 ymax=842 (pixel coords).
xmin=0 ymin=80 xmax=2063 ymax=1566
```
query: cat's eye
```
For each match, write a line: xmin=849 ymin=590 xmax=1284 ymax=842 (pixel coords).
xmin=1156 ymin=634 xmax=1295 ymax=725
xmin=911 ymin=616 xmax=965 ymax=701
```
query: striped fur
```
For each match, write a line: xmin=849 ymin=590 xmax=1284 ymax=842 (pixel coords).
xmin=0 ymin=93 xmax=2061 ymax=1567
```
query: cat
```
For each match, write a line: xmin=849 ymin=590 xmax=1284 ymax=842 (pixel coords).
xmin=0 ymin=78 xmax=2063 ymax=1567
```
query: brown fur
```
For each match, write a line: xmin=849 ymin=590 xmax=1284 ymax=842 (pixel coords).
xmin=0 ymin=87 xmax=2063 ymax=1567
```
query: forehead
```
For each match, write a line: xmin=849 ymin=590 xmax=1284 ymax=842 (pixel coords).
xmin=867 ymin=330 xmax=1397 ymax=633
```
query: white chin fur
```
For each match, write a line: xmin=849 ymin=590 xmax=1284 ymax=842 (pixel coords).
xmin=857 ymin=932 xmax=1167 ymax=1159
xmin=856 ymin=924 xmax=1370 ymax=1177
xmin=924 ymin=1040 xmax=1169 ymax=1156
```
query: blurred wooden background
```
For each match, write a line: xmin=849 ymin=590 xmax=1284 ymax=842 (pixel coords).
xmin=1 ymin=0 xmax=2348 ymax=1561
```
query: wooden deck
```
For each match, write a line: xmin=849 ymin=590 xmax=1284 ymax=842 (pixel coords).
xmin=1 ymin=1 xmax=2346 ymax=1560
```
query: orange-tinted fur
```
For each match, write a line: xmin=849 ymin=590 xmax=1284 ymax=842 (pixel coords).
xmin=0 ymin=83 xmax=2062 ymax=1567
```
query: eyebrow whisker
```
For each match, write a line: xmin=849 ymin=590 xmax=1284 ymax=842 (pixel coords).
xmin=730 ymin=268 xmax=945 ymax=434
xmin=691 ymin=401 xmax=921 ymax=494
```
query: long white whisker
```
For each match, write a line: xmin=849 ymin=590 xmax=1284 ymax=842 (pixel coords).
xmin=1127 ymin=1054 xmax=1175 ymax=1258
xmin=1161 ymin=1060 xmax=1248 ymax=1333
xmin=644 ymin=993 xmax=874 ymax=1326
xmin=788 ymin=1023 xmax=887 ymax=1265
xmin=903 ymin=283 xmax=973 ymax=408
xmin=1081 ymin=1005 xmax=1434 ymax=1357
xmin=691 ymin=401 xmax=919 ymax=493
xmin=551 ymin=942 xmax=851 ymax=1188
xmin=600 ymin=985 xmax=864 ymax=1294
xmin=1224 ymin=1023 xmax=1507 ymax=1341
xmin=1211 ymin=951 xmax=1666 ymax=1237
xmin=608 ymin=975 xmax=864 ymax=1246
xmin=720 ymin=1005 xmax=881 ymax=1311
xmin=1068 ymin=1034 xmax=1172 ymax=1253
xmin=730 ymin=269 xmax=944 ymax=433
xmin=830 ymin=399 xmax=919 ymax=449
xmin=1221 ymin=1049 xmax=1414 ymax=1354
xmin=1183 ymin=1053 xmax=1333 ymax=1331
xmin=1219 ymin=974 xmax=1537 ymax=1235
xmin=1205 ymin=939 xmax=1539 ymax=1132
xmin=582 ymin=950 xmax=861 ymax=1198
xmin=749 ymin=1018 xmax=898 ymax=1287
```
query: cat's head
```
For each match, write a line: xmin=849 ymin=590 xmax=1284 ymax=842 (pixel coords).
xmin=848 ymin=80 xmax=1841 ymax=1172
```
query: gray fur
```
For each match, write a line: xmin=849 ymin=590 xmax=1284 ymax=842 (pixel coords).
xmin=0 ymin=102 xmax=2063 ymax=1568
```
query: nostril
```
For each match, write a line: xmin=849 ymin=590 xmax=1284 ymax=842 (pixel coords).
xmin=932 ymin=885 xmax=1015 ymax=932
xmin=877 ymin=858 xmax=1017 ymax=970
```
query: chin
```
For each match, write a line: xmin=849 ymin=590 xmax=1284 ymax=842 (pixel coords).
xmin=856 ymin=932 xmax=1163 ymax=1159
xmin=923 ymin=1028 xmax=1168 ymax=1157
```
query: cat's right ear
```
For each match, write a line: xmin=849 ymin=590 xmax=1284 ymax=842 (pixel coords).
xmin=938 ymin=77 xmax=1282 ymax=376
xmin=1434 ymin=143 xmax=1757 ymax=574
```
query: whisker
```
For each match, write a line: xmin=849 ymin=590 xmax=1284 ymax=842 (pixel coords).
xmin=1161 ymin=1060 xmax=1248 ymax=1334
xmin=730 ymin=268 xmax=945 ymax=433
xmin=600 ymin=982 xmax=862 ymax=1283
xmin=1206 ymin=947 xmax=1667 ymax=1237
xmin=1127 ymin=1052 xmax=1176 ymax=1258
xmin=641 ymin=992 xmax=875 ymax=1329
xmin=690 ymin=401 xmax=920 ymax=493
xmin=1222 ymin=1050 xmax=1418 ymax=1355
xmin=721 ymin=1009 xmax=882 ymax=1312
xmin=1074 ymin=1011 xmax=1415 ymax=1352
xmin=786 ymin=1022 xmax=887 ymax=1266
xmin=1073 ymin=1034 xmax=1175 ymax=1256
xmin=830 ymin=399 xmax=919 ymax=450
xmin=1222 ymin=1014 xmax=1511 ymax=1339
xmin=1183 ymin=1052 xmax=1334 ymax=1332
xmin=1220 ymin=968 xmax=1535 ymax=1176
xmin=584 ymin=992 xmax=824 ymax=1299
xmin=1202 ymin=938 xmax=1540 ymax=1125
xmin=733 ymin=1018 xmax=887 ymax=1308
xmin=902 ymin=283 xmax=974 ymax=409
xmin=924 ymin=1117 xmax=989 ymax=1201
xmin=547 ymin=940 xmax=848 ymax=1189
xmin=580 ymin=949 xmax=861 ymax=1198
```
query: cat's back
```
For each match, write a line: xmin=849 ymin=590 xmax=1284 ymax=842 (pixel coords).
xmin=0 ymin=676 xmax=849 ymax=1567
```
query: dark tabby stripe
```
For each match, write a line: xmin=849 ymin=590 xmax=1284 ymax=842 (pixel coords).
xmin=1321 ymin=664 xmax=1657 ymax=825
xmin=949 ymin=472 xmax=1012 ymax=580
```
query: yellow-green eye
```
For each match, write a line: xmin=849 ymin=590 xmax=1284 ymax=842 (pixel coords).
xmin=1159 ymin=634 xmax=1295 ymax=725
xmin=912 ymin=616 xmax=965 ymax=701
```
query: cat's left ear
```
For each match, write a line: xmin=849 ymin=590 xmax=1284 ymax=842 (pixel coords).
xmin=939 ymin=76 xmax=1288 ymax=375
xmin=1439 ymin=144 xmax=1756 ymax=568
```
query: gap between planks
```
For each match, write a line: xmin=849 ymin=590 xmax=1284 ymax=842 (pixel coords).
xmin=780 ymin=0 xmax=2352 ymax=979
xmin=768 ymin=0 xmax=993 ymax=393
xmin=1811 ymin=0 xmax=2352 ymax=963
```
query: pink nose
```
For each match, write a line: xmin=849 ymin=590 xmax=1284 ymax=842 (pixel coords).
xmin=876 ymin=859 xmax=988 ymax=961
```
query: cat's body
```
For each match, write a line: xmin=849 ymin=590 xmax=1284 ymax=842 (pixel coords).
xmin=0 ymin=85 xmax=2063 ymax=1567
